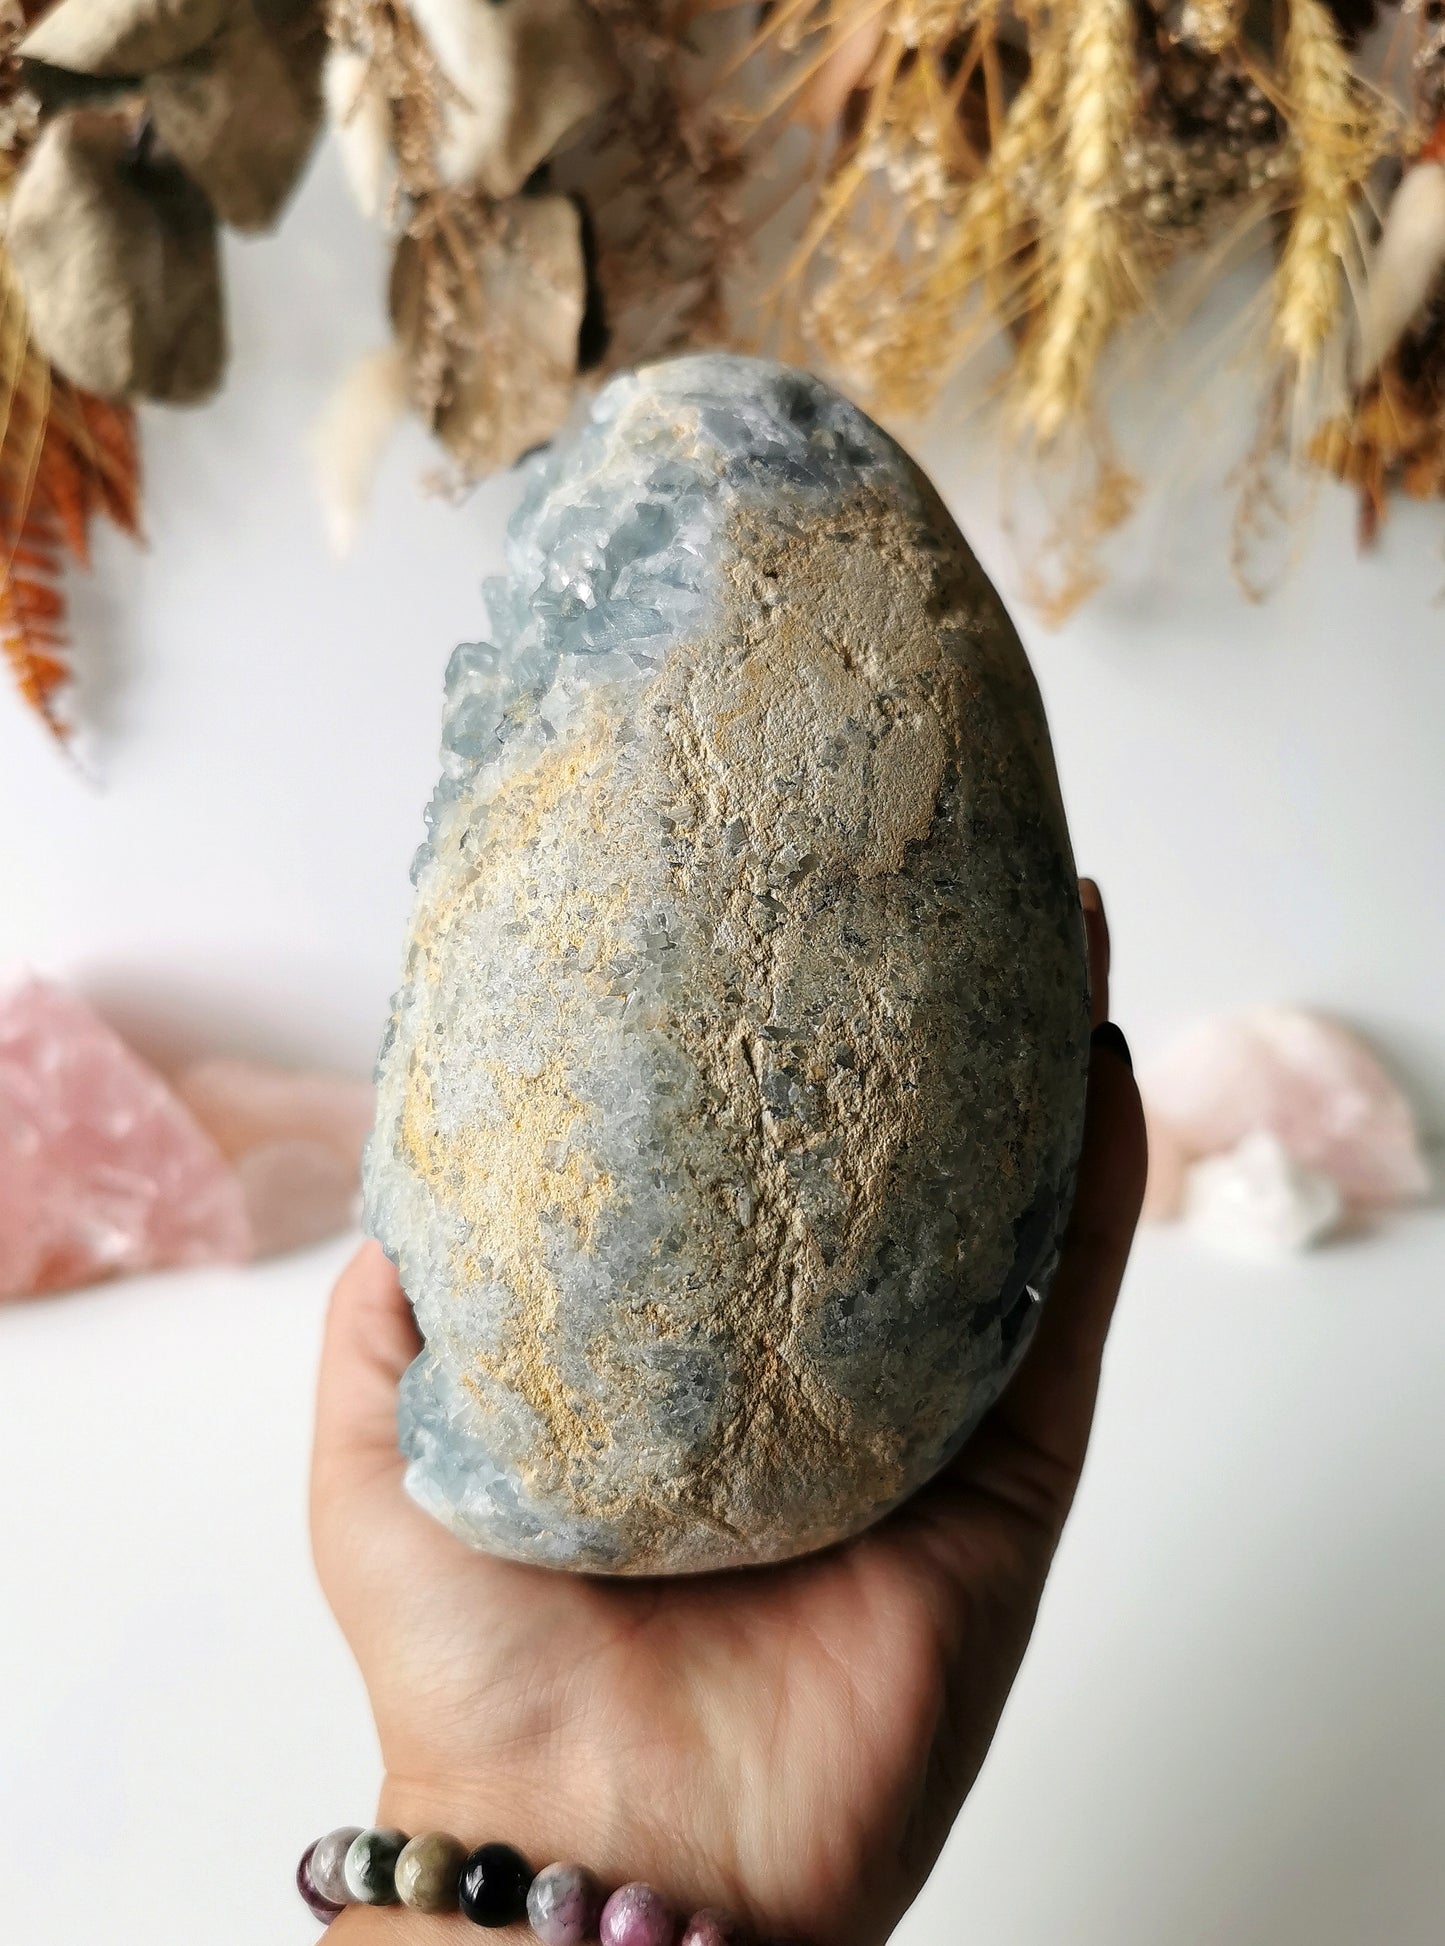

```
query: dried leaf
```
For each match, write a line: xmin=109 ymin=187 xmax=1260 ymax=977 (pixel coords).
xmin=0 ymin=247 xmax=141 ymax=740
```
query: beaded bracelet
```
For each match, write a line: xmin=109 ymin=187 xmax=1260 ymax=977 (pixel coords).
xmin=298 ymin=1827 xmax=742 ymax=1945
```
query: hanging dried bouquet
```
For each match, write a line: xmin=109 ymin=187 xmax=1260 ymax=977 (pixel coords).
xmin=0 ymin=0 xmax=327 ymax=738
xmin=717 ymin=0 xmax=1435 ymax=603
xmin=311 ymin=0 xmax=742 ymax=541
xmin=311 ymin=0 xmax=1445 ymax=608
xmin=6 ymin=0 xmax=1445 ymax=745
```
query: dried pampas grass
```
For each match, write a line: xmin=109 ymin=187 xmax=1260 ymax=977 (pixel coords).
xmin=324 ymin=42 xmax=393 ymax=219
xmin=311 ymin=344 xmax=409 ymax=555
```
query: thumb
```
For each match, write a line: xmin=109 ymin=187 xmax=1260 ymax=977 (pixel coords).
xmin=311 ymin=1239 xmax=421 ymax=1509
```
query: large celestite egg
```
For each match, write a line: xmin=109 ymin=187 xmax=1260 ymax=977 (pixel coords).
xmin=364 ymin=354 xmax=1090 ymax=1574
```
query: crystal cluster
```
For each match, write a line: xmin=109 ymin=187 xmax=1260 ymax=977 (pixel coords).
xmin=365 ymin=354 xmax=1090 ymax=1573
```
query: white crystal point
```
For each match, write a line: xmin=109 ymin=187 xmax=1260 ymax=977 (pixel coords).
xmin=365 ymin=353 xmax=1090 ymax=1573
xmin=1182 ymin=1131 xmax=1344 ymax=1260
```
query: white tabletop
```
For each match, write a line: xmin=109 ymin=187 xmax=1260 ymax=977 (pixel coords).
xmin=2 ymin=1209 xmax=1442 ymax=1946
xmin=2 ymin=140 xmax=1442 ymax=1944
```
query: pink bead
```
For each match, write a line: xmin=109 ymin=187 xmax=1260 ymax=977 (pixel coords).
xmin=680 ymin=1912 xmax=743 ymax=1946
xmin=601 ymin=1882 xmax=677 ymax=1946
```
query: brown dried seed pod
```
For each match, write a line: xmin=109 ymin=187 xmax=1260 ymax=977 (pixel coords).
xmin=389 ymin=191 xmax=586 ymax=476
xmin=20 ymin=0 xmax=228 ymax=78
xmin=145 ymin=1 xmax=325 ymax=232
xmin=7 ymin=106 xmax=225 ymax=402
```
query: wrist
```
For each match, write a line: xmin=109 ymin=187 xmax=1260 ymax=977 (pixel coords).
xmin=328 ymin=1909 xmax=454 ymax=1941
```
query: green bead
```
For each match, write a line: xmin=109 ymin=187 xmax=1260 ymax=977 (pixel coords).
xmin=396 ymin=1832 xmax=467 ymax=1914
xmin=344 ymin=1827 xmax=409 ymax=1905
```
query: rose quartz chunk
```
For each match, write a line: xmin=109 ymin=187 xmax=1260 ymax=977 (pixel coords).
xmin=0 ymin=981 xmax=252 ymax=1299
xmin=1141 ymin=1008 xmax=1430 ymax=1222
xmin=174 ymin=1058 xmax=374 ymax=1258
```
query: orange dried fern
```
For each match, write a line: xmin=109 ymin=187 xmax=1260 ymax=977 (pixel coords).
xmin=0 ymin=262 xmax=141 ymax=741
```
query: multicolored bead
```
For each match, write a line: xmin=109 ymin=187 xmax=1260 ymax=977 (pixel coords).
xmin=601 ymin=1882 xmax=678 ymax=1946
xmin=680 ymin=1913 xmax=744 ymax=1946
xmin=297 ymin=1841 xmax=344 ymax=1926
xmin=396 ymin=1831 xmax=467 ymax=1914
xmin=459 ymin=1842 xmax=533 ymax=1927
xmin=527 ymin=1862 xmax=604 ymax=1945
xmin=308 ymin=1827 xmax=362 ymax=1907
xmin=299 ymin=1825 xmax=748 ymax=1946
xmin=344 ymin=1826 xmax=409 ymax=1905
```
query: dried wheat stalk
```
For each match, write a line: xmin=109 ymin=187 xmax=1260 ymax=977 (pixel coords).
xmin=1018 ymin=0 xmax=1140 ymax=442
xmin=1177 ymin=0 xmax=1246 ymax=56
xmin=1272 ymin=0 xmax=1382 ymax=370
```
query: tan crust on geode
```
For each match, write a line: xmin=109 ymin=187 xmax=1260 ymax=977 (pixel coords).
xmin=394 ymin=494 xmax=999 ymax=1566
xmin=399 ymin=725 xmax=624 ymax=1501
xmin=372 ymin=356 xmax=1089 ymax=1573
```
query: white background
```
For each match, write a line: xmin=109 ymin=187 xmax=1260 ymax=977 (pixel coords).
xmin=1 ymin=147 xmax=1442 ymax=1945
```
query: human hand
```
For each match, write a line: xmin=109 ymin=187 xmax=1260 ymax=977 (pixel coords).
xmin=311 ymin=881 xmax=1146 ymax=1946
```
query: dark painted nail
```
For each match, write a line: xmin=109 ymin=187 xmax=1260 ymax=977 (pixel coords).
xmin=1091 ymin=1020 xmax=1132 ymax=1071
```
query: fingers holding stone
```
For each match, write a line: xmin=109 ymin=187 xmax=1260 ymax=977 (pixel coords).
xmin=982 ymin=1027 xmax=1146 ymax=1504
xmin=894 ymin=1023 xmax=1144 ymax=1582
xmin=313 ymin=1239 xmax=421 ymax=1493
xmin=1079 ymin=877 xmax=1110 ymax=1029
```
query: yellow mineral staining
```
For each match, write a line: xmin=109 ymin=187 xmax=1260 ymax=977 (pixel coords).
xmin=639 ymin=496 xmax=971 ymax=1546
xmin=400 ymin=1042 xmax=615 ymax=1500
xmin=461 ymin=1060 xmax=615 ymax=1496
xmin=397 ymin=724 xmax=635 ymax=1509
xmin=394 ymin=489 xmax=993 ymax=1563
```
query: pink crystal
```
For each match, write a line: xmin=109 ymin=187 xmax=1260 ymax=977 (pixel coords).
xmin=0 ymin=981 xmax=252 ymax=1299
xmin=174 ymin=1058 xmax=373 ymax=1258
xmin=1141 ymin=1008 xmax=1430 ymax=1221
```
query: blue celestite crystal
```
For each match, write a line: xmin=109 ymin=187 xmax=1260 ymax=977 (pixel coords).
xmin=365 ymin=354 xmax=1090 ymax=1573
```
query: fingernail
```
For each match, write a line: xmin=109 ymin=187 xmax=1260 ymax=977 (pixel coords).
xmin=1091 ymin=1020 xmax=1132 ymax=1071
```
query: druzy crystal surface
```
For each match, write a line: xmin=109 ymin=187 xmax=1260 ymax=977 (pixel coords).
xmin=365 ymin=354 xmax=1090 ymax=1573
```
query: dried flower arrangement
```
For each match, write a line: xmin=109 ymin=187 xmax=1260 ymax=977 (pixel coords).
xmin=312 ymin=0 xmax=740 ymax=543
xmin=0 ymin=1 xmax=138 ymax=742
xmin=315 ymin=0 xmax=1445 ymax=605
xmin=7 ymin=0 xmax=1445 ymax=745
xmin=0 ymin=306 xmax=140 ymax=739
xmin=0 ymin=0 xmax=325 ymax=738
xmin=719 ymin=0 xmax=1439 ymax=604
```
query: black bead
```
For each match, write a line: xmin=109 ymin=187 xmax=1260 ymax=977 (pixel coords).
xmin=459 ymin=1843 xmax=532 ymax=1927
